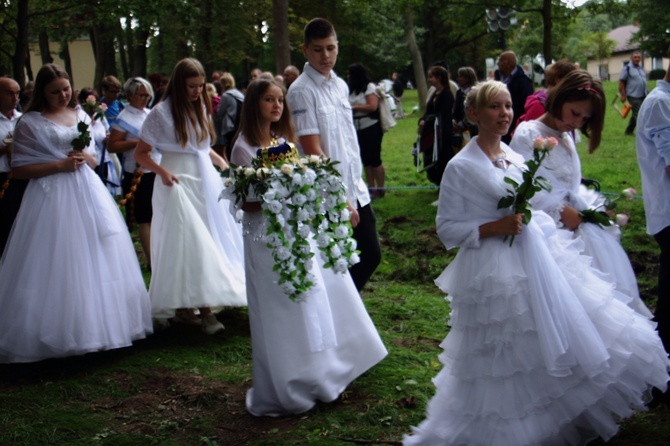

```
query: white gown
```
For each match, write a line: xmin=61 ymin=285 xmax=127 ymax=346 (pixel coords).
xmin=139 ymin=100 xmax=246 ymax=318
xmin=510 ymin=120 xmax=651 ymax=317
xmin=0 ymin=110 xmax=152 ymax=363
xmin=404 ymin=138 xmax=669 ymax=446
xmin=231 ymin=134 xmax=388 ymax=416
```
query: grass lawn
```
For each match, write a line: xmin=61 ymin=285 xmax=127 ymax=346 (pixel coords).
xmin=1 ymin=82 xmax=669 ymax=445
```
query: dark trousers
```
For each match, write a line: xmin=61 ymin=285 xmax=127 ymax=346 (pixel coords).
xmin=625 ymin=95 xmax=644 ymax=134
xmin=349 ymin=203 xmax=382 ymax=291
xmin=654 ymin=226 xmax=670 ymax=353
xmin=0 ymin=172 xmax=28 ymax=256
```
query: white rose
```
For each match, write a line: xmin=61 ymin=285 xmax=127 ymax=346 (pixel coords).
xmin=292 ymin=173 xmax=304 ymax=186
xmin=316 ymin=233 xmax=332 ymax=248
xmin=297 ymin=223 xmax=311 ymax=238
xmin=304 ymin=169 xmax=317 ymax=185
xmin=309 ymin=154 xmax=320 ymax=164
xmin=293 ymin=193 xmax=307 ymax=206
xmin=334 ymin=224 xmax=350 ymax=239
xmin=334 ymin=257 xmax=349 ymax=273
xmin=297 ymin=209 xmax=310 ymax=222
xmin=275 ymin=246 xmax=292 ymax=261
xmin=305 ymin=188 xmax=317 ymax=201
xmin=281 ymin=282 xmax=296 ymax=295
xmin=280 ymin=164 xmax=294 ymax=175
xmin=244 ymin=167 xmax=255 ymax=177
xmin=330 ymin=244 xmax=342 ymax=258
xmin=267 ymin=200 xmax=283 ymax=214
xmin=340 ymin=208 xmax=351 ymax=222
xmin=348 ymin=252 xmax=360 ymax=266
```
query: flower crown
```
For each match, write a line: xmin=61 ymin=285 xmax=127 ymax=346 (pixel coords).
xmin=256 ymin=141 xmax=300 ymax=167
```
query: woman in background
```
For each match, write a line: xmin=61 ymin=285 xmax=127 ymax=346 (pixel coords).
xmin=348 ymin=63 xmax=386 ymax=198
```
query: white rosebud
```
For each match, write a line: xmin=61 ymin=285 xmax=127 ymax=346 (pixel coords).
xmin=224 ymin=177 xmax=234 ymax=187
xmin=340 ymin=208 xmax=351 ymax=222
xmin=310 ymin=154 xmax=320 ymax=164
xmin=244 ymin=167 xmax=255 ymax=177
xmin=348 ymin=252 xmax=360 ymax=265
xmin=280 ymin=163 xmax=294 ymax=175
xmin=615 ymin=213 xmax=629 ymax=226
xmin=266 ymin=233 xmax=282 ymax=247
xmin=292 ymin=173 xmax=304 ymax=186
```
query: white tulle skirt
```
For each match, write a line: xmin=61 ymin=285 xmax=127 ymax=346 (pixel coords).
xmin=404 ymin=214 xmax=669 ymax=446
xmin=0 ymin=167 xmax=152 ymax=363
xmin=242 ymin=211 xmax=388 ymax=416
xmin=149 ymin=152 xmax=246 ymax=318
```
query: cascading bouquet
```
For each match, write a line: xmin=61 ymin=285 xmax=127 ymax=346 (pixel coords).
xmin=220 ymin=141 xmax=360 ymax=301
xmin=497 ymin=136 xmax=557 ymax=246
xmin=578 ymin=187 xmax=636 ymax=228
xmin=71 ymin=95 xmax=108 ymax=152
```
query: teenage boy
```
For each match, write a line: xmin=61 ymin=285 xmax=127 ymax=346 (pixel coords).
xmin=287 ymin=17 xmax=381 ymax=291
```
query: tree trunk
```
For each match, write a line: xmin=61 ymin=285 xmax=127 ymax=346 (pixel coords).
xmin=273 ymin=0 xmax=290 ymax=74
xmin=130 ymin=27 xmax=150 ymax=78
xmin=12 ymin=0 xmax=29 ymax=88
xmin=404 ymin=13 xmax=427 ymax=112
xmin=60 ymin=42 xmax=73 ymax=86
xmin=39 ymin=30 xmax=54 ymax=65
xmin=119 ymin=24 xmax=130 ymax=80
xmin=542 ymin=0 xmax=552 ymax=67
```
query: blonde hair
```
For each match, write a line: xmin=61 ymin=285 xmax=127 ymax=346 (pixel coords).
xmin=464 ymin=80 xmax=509 ymax=116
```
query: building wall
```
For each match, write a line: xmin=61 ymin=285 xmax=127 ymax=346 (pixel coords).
xmin=587 ymin=54 xmax=669 ymax=82
xmin=28 ymin=39 xmax=96 ymax=91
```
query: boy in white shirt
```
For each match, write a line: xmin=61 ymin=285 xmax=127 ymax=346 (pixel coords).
xmin=287 ymin=18 xmax=381 ymax=291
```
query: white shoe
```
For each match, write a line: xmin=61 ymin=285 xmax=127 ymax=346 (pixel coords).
xmin=202 ymin=314 xmax=225 ymax=334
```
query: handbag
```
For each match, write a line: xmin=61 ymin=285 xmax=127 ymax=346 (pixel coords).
xmin=375 ymin=86 xmax=397 ymax=132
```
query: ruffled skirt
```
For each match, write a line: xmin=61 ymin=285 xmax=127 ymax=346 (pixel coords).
xmin=405 ymin=214 xmax=669 ymax=446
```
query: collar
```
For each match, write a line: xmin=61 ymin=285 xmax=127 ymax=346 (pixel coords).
xmin=304 ymin=63 xmax=337 ymax=84
xmin=0 ymin=109 xmax=21 ymax=121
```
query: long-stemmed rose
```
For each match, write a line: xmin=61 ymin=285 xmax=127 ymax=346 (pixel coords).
xmin=579 ymin=187 xmax=637 ymax=228
xmin=497 ymin=136 xmax=557 ymax=246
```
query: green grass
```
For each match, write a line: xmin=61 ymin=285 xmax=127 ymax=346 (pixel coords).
xmin=1 ymin=83 xmax=668 ymax=445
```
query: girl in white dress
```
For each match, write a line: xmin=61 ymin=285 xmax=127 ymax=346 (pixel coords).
xmin=0 ymin=64 xmax=152 ymax=363
xmin=108 ymin=77 xmax=156 ymax=271
xmin=404 ymin=80 xmax=669 ymax=445
xmin=510 ymin=70 xmax=650 ymax=316
xmin=230 ymin=79 xmax=387 ymax=417
xmin=134 ymin=58 xmax=246 ymax=334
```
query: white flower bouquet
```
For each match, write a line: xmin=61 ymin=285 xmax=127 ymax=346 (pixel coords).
xmin=220 ymin=142 xmax=360 ymax=301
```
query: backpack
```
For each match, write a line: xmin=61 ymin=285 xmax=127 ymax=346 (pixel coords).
xmin=224 ymin=92 xmax=244 ymax=160
xmin=375 ymin=85 xmax=396 ymax=133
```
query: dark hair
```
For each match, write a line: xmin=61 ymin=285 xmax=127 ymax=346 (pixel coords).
xmin=303 ymin=18 xmax=335 ymax=45
xmin=213 ymin=80 xmax=223 ymax=95
xmin=237 ymin=79 xmax=295 ymax=148
xmin=545 ymin=70 xmax=605 ymax=153
xmin=545 ymin=59 xmax=577 ymax=88
xmin=27 ymin=64 xmax=71 ymax=113
xmin=348 ymin=63 xmax=372 ymax=95
xmin=101 ymin=75 xmax=121 ymax=91
xmin=456 ymin=67 xmax=477 ymax=87
xmin=163 ymin=58 xmax=214 ymax=148
xmin=77 ymin=87 xmax=99 ymax=104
